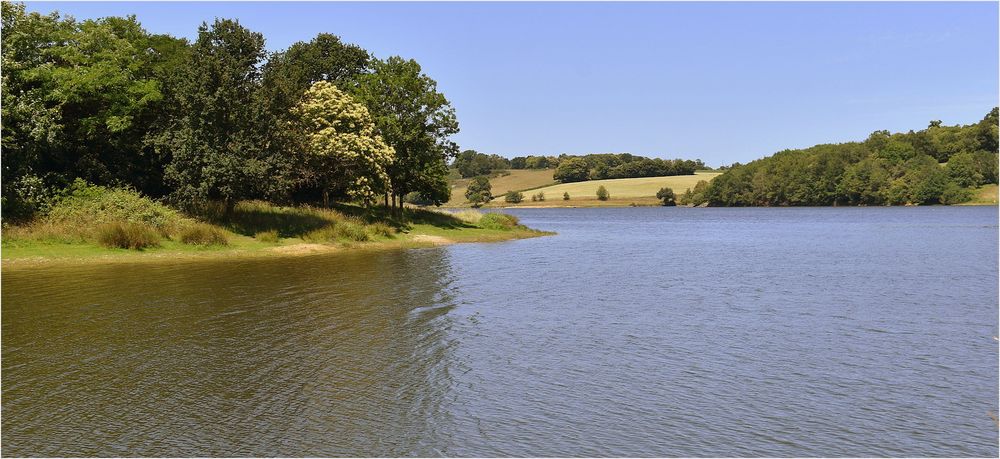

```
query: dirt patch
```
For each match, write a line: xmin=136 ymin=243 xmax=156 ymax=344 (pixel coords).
xmin=410 ymin=235 xmax=453 ymax=245
xmin=267 ymin=243 xmax=339 ymax=255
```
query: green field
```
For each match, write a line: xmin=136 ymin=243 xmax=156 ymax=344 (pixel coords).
xmin=491 ymin=171 xmax=721 ymax=206
xmin=959 ymin=183 xmax=999 ymax=205
xmin=449 ymin=169 xmax=556 ymax=204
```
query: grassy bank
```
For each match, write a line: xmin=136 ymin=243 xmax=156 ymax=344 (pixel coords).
xmin=958 ymin=184 xmax=999 ymax=205
xmin=1 ymin=185 xmax=550 ymax=269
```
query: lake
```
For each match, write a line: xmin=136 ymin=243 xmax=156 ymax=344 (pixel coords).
xmin=2 ymin=206 xmax=997 ymax=456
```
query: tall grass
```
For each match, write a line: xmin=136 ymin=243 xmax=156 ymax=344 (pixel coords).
xmin=95 ymin=222 xmax=161 ymax=250
xmin=179 ymin=223 xmax=229 ymax=246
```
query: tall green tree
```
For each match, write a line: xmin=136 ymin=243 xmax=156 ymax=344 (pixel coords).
xmin=353 ymin=56 xmax=459 ymax=213
xmin=157 ymin=19 xmax=273 ymax=209
xmin=1 ymin=3 xmax=177 ymax=218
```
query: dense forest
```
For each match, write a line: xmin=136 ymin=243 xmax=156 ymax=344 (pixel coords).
xmin=1 ymin=2 xmax=458 ymax=222
xmin=687 ymin=109 xmax=998 ymax=206
xmin=452 ymin=150 xmax=706 ymax=182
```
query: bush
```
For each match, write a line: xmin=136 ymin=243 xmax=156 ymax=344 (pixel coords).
xmin=656 ymin=187 xmax=676 ymax=206
xmin=178 ymin=223 xmax=229 ymax=246
xmin=596 ymin=185 xmax=610 ymax=201
xmin=563 ymin=192 xmax=570 ymax=201
xmin=479 ymin=213 xmax=520 ymax=230
xmin=96 ymin=221 xmax=161 ymax=250
xmin=535 ymin=192 xmax=545 ymax=201
xmin=48 ymin=180 xmax=181 ymax=231
xmin=255 ymin=229 xmax=280 ymax=243
xmin=940 ymin=183 xmax=973 ymax=205
xmin=403 ymin=191 xmax=435 ymax=206
xmin=505 ymin=191 xmax=524 ymax=203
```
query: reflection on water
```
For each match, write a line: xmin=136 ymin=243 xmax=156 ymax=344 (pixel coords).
xmin=3 ymin=206 xmax=999 ymax=456
xmin=3 ymin=250 xmax=460 ymax=456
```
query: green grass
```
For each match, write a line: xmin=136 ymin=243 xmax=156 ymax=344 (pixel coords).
xmin=490 ymin=171 xmax=722 ymax=206
xmin=959 ymin=184 xmax=999 ymax=205
xmin=2 ymin=191 xmax=550 ymax=268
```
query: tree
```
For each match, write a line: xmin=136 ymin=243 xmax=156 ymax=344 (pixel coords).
xmin=158 ymin=19 xmax=272 ymax=210
xmin=563 ymin=192 xmax=570 ymax=200
xmin=553 ymin=157 xmax=591 ymax=183
xmin=353 ymin=56 xmax=459 ymax=213
xmin=1 ymin=4 xmax=179 ymax=218
xmin=656 ymin=187 xmax=676 ymax=206
xmin=946 ymin=151 xmax=983 ymax=187
xmin=505 ymin=191 xmax=524 ymax=203
xmin=289 ymin=81 xmax=394 ymax=206
xmin=465 ymin=176 xmax=492 ymax=207
xmin=596 ymin=185 xmax=610 ymax=201
xmin=259 ymin=33 xmax=370 ymax=203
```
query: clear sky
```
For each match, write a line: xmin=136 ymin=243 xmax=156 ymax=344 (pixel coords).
xmin=24 ymin=1 xmax=1000 ymax=166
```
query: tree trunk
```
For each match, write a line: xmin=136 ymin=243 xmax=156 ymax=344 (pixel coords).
xmin=323 ymin=190 xmax=329 ymax=208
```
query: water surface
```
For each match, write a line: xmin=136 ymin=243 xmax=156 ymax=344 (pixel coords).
xmin=3 ymin=207 xmax=998 ymax=456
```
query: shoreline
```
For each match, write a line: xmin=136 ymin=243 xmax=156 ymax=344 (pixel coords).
xmin=1 ymin=228 xmax=551 ymax=271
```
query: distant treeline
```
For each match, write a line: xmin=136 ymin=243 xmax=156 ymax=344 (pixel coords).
xmin=452 ymin=150 xmax=706 ymax=182
xmin=2 ymin=2 xmax=458 ymax=222
xmin=692 ymin=109 xmax=999 ymax=206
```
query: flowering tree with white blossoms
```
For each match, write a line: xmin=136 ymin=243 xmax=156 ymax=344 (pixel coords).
xmin=290 ymin=81 xmax=395 ymax=206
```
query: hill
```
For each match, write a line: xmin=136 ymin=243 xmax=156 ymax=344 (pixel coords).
xmin=487 ymin=171 xmax=722 ymax=207
xmin=448 ymin=169 xmax=556 ymax=204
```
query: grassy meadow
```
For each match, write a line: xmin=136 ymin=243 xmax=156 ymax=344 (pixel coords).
xmin=449 ymin=169 xmax=557 ymax=204
xmin=488 ymin=171 xmax=722 ymax=207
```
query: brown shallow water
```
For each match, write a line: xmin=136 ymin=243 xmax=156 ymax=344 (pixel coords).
xmin=2 ymin=207 xmax=998 ymax=456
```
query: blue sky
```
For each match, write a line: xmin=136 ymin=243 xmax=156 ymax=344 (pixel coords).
xmin=25 ymin=1 xmax=999 ymax=166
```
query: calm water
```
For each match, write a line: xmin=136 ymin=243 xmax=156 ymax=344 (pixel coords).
xmin=2 ymin=207 xmax=998 ymax=457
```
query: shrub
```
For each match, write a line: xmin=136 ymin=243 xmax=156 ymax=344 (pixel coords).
xmin=254 ymin=229 xmax=280 ymax=243
xmin=563 ymin=192 xmax=570 ymax=200
xmin=531 ymin=194 xmax=538 ymax=202
xmin=656 ymin=187 xmax=676 ymax=206
xmin=48 ymin=180 xmax=181 ymax=231
xmin=940 ymin=183 xmax=973 ymax=205
xmin=505 ymin=191 xmax=524 ymax=203
xmin=536 ymin=192 xmax=545 ymax=201
xmin=96 ymin=221 xmax=161 ymax=250
xmin=453 ymin=210 xmax=483 ymax=224
xmin=596 ymin=185 xmax=610 ymax=201
xmin=180 ymin=223 xmax=229 ymax=246
xmin=479 ymin=213 xmax=520 ymax=230
xmin=403 ymin=191 xmax=435 ymax=206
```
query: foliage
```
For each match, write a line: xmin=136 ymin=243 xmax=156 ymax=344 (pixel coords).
xmin=96 ymin=221 xmax=161 ymax=249
xmin=465 ymin=176 xmax=492 ymax=206
xmin=550 ymin=153 xmax=702 ymax=183
xmin=554 ymin=158 xmax=591 ymax=183
xmin=596 ymin=185 xmax=610 ymax=201
xmin=704 ymin=109 xmax=998 ymax=206
xmin=452 ymin=150 xmax=511 ymax=178
xmin=403 ymin=191 xmax=436 ymax=206
xmin=656 ymin=187 xmax=676 ymax=206
xmin=563 ymin=192 xmax=571 ymax=200
xmin=478 ymin=213 xmax=520 ymax=230
xmin=290 ymin=81 xmax=394 ymax=204
xmin=352 ymin=56 xmax=459 ymax=208
xmin=505 ymin=191 xmax=524 ymax=203
xmin=46 ymin=179 xmax=181 ymax=231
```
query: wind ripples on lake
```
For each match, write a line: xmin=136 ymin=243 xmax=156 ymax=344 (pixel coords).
xmin=2 ymin=206 xmax=997 ymax=456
